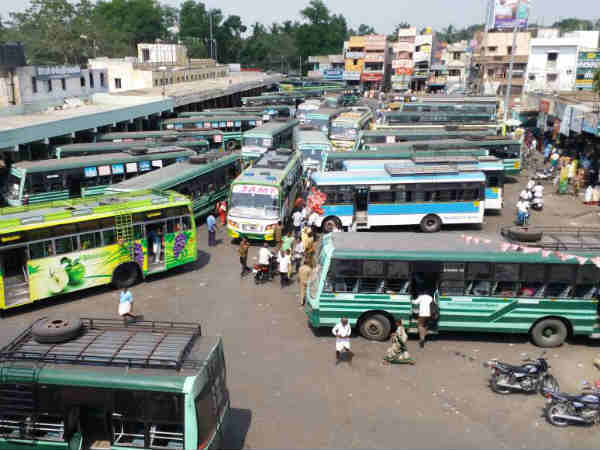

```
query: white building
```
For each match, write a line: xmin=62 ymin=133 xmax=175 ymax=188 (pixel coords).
xmin=525 ymin=29 xmax=600 ymax=93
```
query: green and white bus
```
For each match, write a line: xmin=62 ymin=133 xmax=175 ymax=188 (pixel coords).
xmin=242 ymin=94 xmax=303 ymax=107
xmin=227 ymin=149 xmax=303 ymax=241
xmin=354 ymin=127 xmax=496 ymax=150
xmin=0 ymin=189 xmax=196 ymax=310
xmin=0 ymin=318 xmax=229 ymax=450
xmin=161 ymin=116 xmax=262 ymax=151
xmin=241 ymin=120 xmax=299 ymax=162
xmin=97 ymin=130 xmax=225 ymax=150
xmin=112 ymin=151 xmax=242 ymax=219
xmin=381 ymin=111 xmax=496 ymax=126
xmin=304 ymin=108 xmax=348 ymax=135
xmin=55 ymin=140 xmax=210 ymax=159
xmin=305 ymin=232 xmax=600 ymax=347
xmin=292 ymin=128 xmax=332 ymax=173
xmin=180 ymin=106 xmax=296 ymax=122
xmin=329 ymin=107 xmax=374 ymax=151
xmin=5 ymin=147 xmax=195 ymax=206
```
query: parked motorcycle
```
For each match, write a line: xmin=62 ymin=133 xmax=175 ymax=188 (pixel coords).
xmin=253 ymin=256 xmax=277 ymax=285
xmin=543 ymin=381 xmax=600 ymax=427
xmin=483 ymin=353 xmax=559 ymax=395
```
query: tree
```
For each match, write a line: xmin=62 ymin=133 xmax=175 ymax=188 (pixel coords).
xmin=357 ymin=24 xmax=375 ymax=36
xmin=552 ymin=18 xmax=595 ymax=33
xmin=593 ymin=69 xmax=600 ymax=96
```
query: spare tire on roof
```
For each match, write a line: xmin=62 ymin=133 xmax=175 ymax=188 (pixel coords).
xmin=506 ymin=226 xmax=543 ymax=243
xmin=32 ymin=316 xmax=83 ymax=344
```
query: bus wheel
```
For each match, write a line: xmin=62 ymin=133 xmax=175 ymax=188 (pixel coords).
xmin=112 ymin=263 xmax=140 ymax=289
xmin=359 ymin=314 xmax=391 ymax=341
xmin=322 ymin=217 xmax=341 ymax=233
xmin=420 ymin=215 xmax=441 ymax=233
xmin=531 ymin=318 xmax=568 ymax=348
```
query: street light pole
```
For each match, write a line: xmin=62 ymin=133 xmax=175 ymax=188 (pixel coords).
xmin=209 ymin=11 xmax=213 ymax=60
xmin=503 ymin=0 xmax=521 ymax=124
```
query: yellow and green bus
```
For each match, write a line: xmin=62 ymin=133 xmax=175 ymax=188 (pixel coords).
xmin=329 ymin=107 xmax=373 ymax=151
xmin=0 ymin=189 xmax=197 ymax=311
xmin=305 ymin=232 xmax=600 ymax=347
xmin=0 ymin=318 xmax=229 ymax=450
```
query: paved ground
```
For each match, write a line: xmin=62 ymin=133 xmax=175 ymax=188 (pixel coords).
xmin=2 ymin=163 xmax=600 ymax=449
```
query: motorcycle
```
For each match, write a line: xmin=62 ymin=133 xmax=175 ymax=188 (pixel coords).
xmin=543 ymin=381 xmax=600 ymax=427
xmin=483 ymin=352 xmax=559 ymax=395
xmin=253 ymin=256 xmax=277 ymax=285
xmin=531 ymin=196 xmax=544 ymax=211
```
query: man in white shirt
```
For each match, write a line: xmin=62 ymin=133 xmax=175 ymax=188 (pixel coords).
xmin=413 ymin=293 xmax=433 ymax=348
xmin=519 ymin=188 xmax=532 ymax=201
xmin=533 ymin=182 xmax=544 ymax=198
xmin=516 ymin=199 xmax=529 ymax=225
xmin=292 ymin=209 xmax=303 ymax=237
xmin=332 ymin=317 xmax=352 ymax=363
xmin=279 ymin=249 xmax=291 ymax=288
xmin=258 ymin=243 xmax=273 ymax=278
xmin=526 ymin=179 xmax=535 ymax=192
xmin=307 ymin=209 xmax=320 ymax=232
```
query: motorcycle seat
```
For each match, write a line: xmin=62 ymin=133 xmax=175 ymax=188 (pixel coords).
xmin=496 ymin=362 xmax=536 ymax=373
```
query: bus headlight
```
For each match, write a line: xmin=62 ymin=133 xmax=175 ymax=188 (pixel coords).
xmin=228 ymin=220 xmax=238 ymax=228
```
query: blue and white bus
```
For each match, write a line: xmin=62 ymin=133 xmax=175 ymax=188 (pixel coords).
xmin=310 ymin=164 xmax=486 ymax=233
xmin=341 ymin=155 xmax=504 ymax=212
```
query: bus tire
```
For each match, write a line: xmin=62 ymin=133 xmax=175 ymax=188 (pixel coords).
xmin=112 ymin=263 xmax=140 ymax=289
xmin=32 ymin=316 xmax=83 ymax=344
xmin=507 ymin=226 xmax=543 ymax=243
xmin=322 ymin=217 xmax=341 ymax=233
xmin=359 ymin=313 xmax=391 ymax=341
xmin=420 ymin=215 xmax=442 ymax=233
xmin=530 ymin=318 xmax=568 ymax=348
xmin=226 ymin=140 xmax=237 ymax=151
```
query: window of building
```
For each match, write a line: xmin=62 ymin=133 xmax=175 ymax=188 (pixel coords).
xmin=47 ymin=79 xmax=53 ymax=92
xmin=61 ymin=78 xmax=66 ymax=90
xmin=453 ymin=52 xmax=461 ymax=60
xmin=528 ymin=73 xmax=535 ymax=81
xmin=80 ymin=76 xmax=85 ymax=87
xmin=547 ymin=52 xmax=558 ymax=62
xmin=487 ymin=46 xmax=497 ymax=52
xmin=115 ymin=78 xmax=122 ymax=89
xmin=154 ymin=79 xmax=158 ymax=87
xmin=142 ymin=48 xmax=150 ymax=62
xmin=449 ymin=69 xmax=461 ymax=77
xmin=507 ymin=46 xmax=513 ymax=55
xmin=547 ymin=74 xmax=558 ymax=82
xmin=89 ymin=73 xmax=94 ymax=88
xmin=32 ymin=77 xmax=37 ymax=93
xmin=100 ymin=72 xmax=105 ymax=87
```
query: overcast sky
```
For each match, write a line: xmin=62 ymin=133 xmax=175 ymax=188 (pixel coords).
xmin=1 ymin=0 xmax=598 ymax=35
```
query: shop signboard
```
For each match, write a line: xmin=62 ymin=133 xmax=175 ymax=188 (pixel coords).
xmin=345 ymin=52 xmax=364 ymax=59
xmin=488 ymin=0 xmax=532 ymax=30
xmin=361 ymin=73 xmax=383 ymax=82
xmin=395 ymin=67 xmax=413 ymax=76
xmin=414 ymin=51 xmax=431 ymax=63
xmin=575 ymin=51 xmax=600 ymax=90
xmin=323 ymin=68 xmax=344 ymax=81
xmin=570 ymin=106 xmax=584 ymax=134
xmin=343 ymin=71 xmax=361 ymax=81
xmin=559 ymin=105 xmax=573 ymax=137
xmin=392 ymin=59 xmax=413 ymax=69
xmin=36 ymin=65 xmax=81 ymax=80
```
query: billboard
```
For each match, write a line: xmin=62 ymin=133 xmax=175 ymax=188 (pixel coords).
xmin=488 ymin=0 xmax=532 ymax=30
xmin=575 ymin=51 xmax=600 ymax=91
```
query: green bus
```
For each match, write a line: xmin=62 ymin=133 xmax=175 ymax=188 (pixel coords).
xmin=242 ymin=94 xmax=303 ymax=107
xmin=5 ymin=147 xmax=195 ymax=206
xmin=304 ymin=108 xmax=348 ymax=135
xmin=180 ymin=106 xmax=296 ymax=122
xmin=55 ymin=140 xmax=210 ymax=159
xmin=355 ymin=127 xmax=496 ymax=150
xmin=241 ymin=120 xmax=299 ymax=162
xmin=292 ymin=128 xmax=332 ymax=173
xmin=112 ymin=151 xmax=242 ymax=219
xmin=227 ymin=149 xmax=303 ymax=241
xmin=161 ymin=116 xmax=262 ymax=151
xmin=0 ymin=189 xmax=196 ymax=310
xmin=329 ymin=107 xmax=374 ymax=151
xmin=0 ymin=318 xmax=229 ymax=450
xmin=361 ymin=138 xmax=522 ymax=174
xmin=305 ymin=232 xmax=600 ymax=347
xmin=398 ymin=102 xmax=498 ymax=117
xmin=97 ymin=130 xmax=225 ymax=150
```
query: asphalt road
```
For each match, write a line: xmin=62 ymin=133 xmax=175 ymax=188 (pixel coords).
xmin=2 ymin=166 xmax=600 ymax=449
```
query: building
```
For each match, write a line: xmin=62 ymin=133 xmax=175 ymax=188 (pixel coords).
xmin=391 ymin=27 xmax=417 ymax=92
xmin=443 ymin=41 xmax=472 ymax=87
xmin=471 ymin=31 xmax=531 ymax=96
xmin=344 ymin=34 xmax=388 ymax=90
xmin=344 ymin=36 xmax=365 ymax=87
xmin=525 ymin=29 xmax=599 ymax=93
xmin=307 ymin=55 xmax=345 ymax=81
xmin=89 ymin=43 xmax=227 ymax=93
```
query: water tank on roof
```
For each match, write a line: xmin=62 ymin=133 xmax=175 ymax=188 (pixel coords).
xmin=0 ymin=43 xmax=26 ymax=69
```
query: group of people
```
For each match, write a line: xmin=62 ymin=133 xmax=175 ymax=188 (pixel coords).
xmin=516 ymin=179 xmax=544 ymax=226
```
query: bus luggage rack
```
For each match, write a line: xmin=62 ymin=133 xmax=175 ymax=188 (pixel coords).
xmin=0 ymin=318 xmax=203 ymax=370
xmin=500 ymin=226 xmax=600 ymax=250
xmin=384 ymin=163 xmax=459 ymax=176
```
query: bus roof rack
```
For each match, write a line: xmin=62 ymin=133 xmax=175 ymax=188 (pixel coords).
xmin=500 ymin=226 xmax=600 ymax=250
xmin=384 ymin=163 xmax=459 ymax=176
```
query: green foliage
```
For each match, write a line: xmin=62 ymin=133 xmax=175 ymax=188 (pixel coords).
xmin=593 ymin=69 xmax=600 ymax=96
xmin=357 ymin=24 xmax=376 ymax=36
xmin=552 ymin=18 xmax=596 ymax=33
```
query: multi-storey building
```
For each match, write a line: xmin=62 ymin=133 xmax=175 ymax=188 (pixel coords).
xmin=344 ymin=34 xmax=388 ymax=91
xmin=391 ymin=27 xmax=417 ymax=92
xmin=443 ymin=41 xmax=472 ymax=87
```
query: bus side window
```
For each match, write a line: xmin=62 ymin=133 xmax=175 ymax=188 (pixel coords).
xmin=493 ymin=263 xmax=519 ymax=297
xmin=466 ymin=262 xmax=493 ymax=296
xmin=546 ymin=265 xmax=575 ymax=298
xmin=195 ymin=385 xmax=217 ymax=449
xmin=181 ymin=216 xmax=192 ymax=231
xmin=439 ymin=263 xmax=466 ymax=296
xmin=360 ymin=260 xmax=386 ymax=293
xmin=575 ymin=264 xmax=600 ymax=299
xmin=332 ymin=259 xmax=361 ymax=293
xmin=385 ymin=261 xmax=410 ymax=294
xmin=167 ymin=218 xmax=180 ymax=234
xmin=29 ymin=240 xmax=55 ymax=259
xmin=55 ymin=236 xmax=78 ymax=255
xmin=133 ymin=225 xmax=145 ymax=240
xmin=519 ymin=264 xmax=546 ymax=298
xmin=103 ymin=229 xmax=117 ymax=246
xmin=80 ymin=232 xmax=102 ymax=250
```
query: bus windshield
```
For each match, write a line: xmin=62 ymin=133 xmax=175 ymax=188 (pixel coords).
xmin=230 ymin=185 xmax=279 ymax=219
xmin=331 ymin=126 xmax=357 ymax=139
xmin=300 ymin=148 xmax=324 ymax=160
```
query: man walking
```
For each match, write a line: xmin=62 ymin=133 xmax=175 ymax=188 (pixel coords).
xmin=413 ymin=292 xmax=433 ymax=348
xmin=118 ymin=287 xmax=143 ymax=324
xmin=292 ymin=208 xmax=303 ymax=237
xmin=207 ymin=212 xmax=218 ymax=247
xmin=297 ymin=263 xmax=312 ymax=305
xmin=279 ymin=249 xmax=291 ymax=288
xmin=239 ymin=238 xmax=250 ymax=277
xmin=332 ymin=317 xmax=352 ymax=363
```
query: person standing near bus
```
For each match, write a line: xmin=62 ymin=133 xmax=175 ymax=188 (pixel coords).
xmin=332 ymin=317 xmax=352 ymax=363
xmin=292 ymin=209 xmax=303 ymax=237
xmin=413 ymin=292 xmax=433 ymax=348
xmin=272 ymin=221 xmax=283 ymax=248
xmin=207 ymin=212 xmax=218 ymax=247
xmin=239 ymin=238 xmax=250 ymax=277
xmin=297 ymin=263 xmax=312 ymax=306
xmin=218 ymin=200 xmax=227 ymax=226
xmin=279 ymin=249 xmax=291 ymax=288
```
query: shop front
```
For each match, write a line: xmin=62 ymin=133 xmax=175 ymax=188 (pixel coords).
xmin=361 ymin=72 xmax=384 ymax=93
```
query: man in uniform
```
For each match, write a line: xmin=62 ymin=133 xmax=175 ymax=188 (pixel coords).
xmin=238 ymin=238 xmax=250 ymax=277
xmin=273 ymin=221 xmax=283 ymax=248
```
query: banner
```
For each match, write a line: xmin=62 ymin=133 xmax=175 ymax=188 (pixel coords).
xmin=576 ymin=51 xmax=600 ymax=91
xmin=488 ymin=0 xmax=532 ymax=30
xmin=559 ymin=105 xmax=572 ymax=137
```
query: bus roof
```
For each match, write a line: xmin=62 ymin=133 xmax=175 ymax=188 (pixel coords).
xmin=343 ymin=157 xmax=504 ymax=172
xmin=326 ymin=232 xmax=600 ymax=261
xmin=0 ymin=189 xmax=189 ymax=232
xmin=418 ymin=96 xmax=499 ymax=104
xmin=311 ymin=167 xmax=485 ymax=185
xmin=243 ymin=120 xmax=299 ymax=137
xmin=12 ymin=148 xmax=195 ymax=173
xmin=56 ymin=140 xmax=209 ymax=155
xmin=235 ymin=149 xmax=299 ymax=185
xmin=359 ymin=128 xmax=495 ymax=138
xmin=111 ymin=151 xmax=240 ymax=191
xmin=0 ymin=318 xmax=221 ymax=391
xmin=306 ymin=107 xmax=348 ymax=118
xmin=294 ymin=130 xmax=330 ymax=144
xmin=98 ymin=131 xmax=178 ymax=140
xmin=163 ymin=115 xmax=261 ymax=124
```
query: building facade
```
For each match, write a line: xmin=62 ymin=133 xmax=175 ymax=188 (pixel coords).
xmin=307 ymin=55 xmax=345 ymax=81
xmin=344 ymin=34 xmax=388 ymax=90
xmin=391 ymin=27 xmax=417 ymax=92
xmin=443 ymin=41 xmax=471 ymax=87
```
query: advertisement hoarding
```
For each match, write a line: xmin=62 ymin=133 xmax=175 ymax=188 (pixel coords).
xmin=343 ymin=71 xmax=361 ymax=81
xmin=575 ymin=51 xmax=600 ymax=91
xmin=361 ymin=73 xmax=383 ymax=82
xmin=488 ymin=0 xmax=532 ymax=30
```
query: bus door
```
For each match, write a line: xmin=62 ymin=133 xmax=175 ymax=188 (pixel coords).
xmin=68 ymin=173 xmax=82 ymax=198
xmin=145 ymin=221 xmax=167 ymax=272
xmin=0 ymin=246 xmax=31 ymax=307
xmin=409 ymin=261 xmax=442 ymax=327
xmin=353 ymin=186 xmax=369 ymax=229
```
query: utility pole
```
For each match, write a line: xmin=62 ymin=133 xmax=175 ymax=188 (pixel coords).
xmin=479 ymin=0 xmax=492 ymax=95
xmin=503 ymin=0 xmax=521 ymax=123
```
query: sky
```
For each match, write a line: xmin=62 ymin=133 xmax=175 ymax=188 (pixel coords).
xmin=1 ymin=0 xmax=599 ymax=35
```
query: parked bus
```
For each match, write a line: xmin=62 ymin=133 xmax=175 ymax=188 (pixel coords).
xmin=342 ymin=155 xmax=505 ymax=212
xmin=310 ymin=164 xmax=485 ymax=232
xmin=241 ymin=120 xmax=299 ymax=162
xmin=292 ymin=128 xmax=332 ymax=173
xmin=55 ymin=139 xmax=210 ymax=158
xmin=97 ymin=130 xmax=225 ymax=150
xmin=305 ymin=232 xmax=600 ymax=347
xmin=354 ymin=127 xmax=495 ymax=150
xmin=296 ymin=99 xmax=324 ymax=122
xmin=180 ymin=105 xmax=296 ymax=122
xmin=361 ymin=138 xmax=521 ymax=174
xmin=112 ymin=151 xmax=242 ymax=219
xmin=242 ymin=94 xmax=303 ymax=107
xmin=398 ymin=102 xmax=498 ymax=117
xmin=324 ymin=148 xmax=490 ymax=171
xmin=5 ymin=147 xmax=195 ymax=206
xmin=382 ymin=111 xmax=496 ymax=126
xmin=227 ymin=149 xmax=303 ymax=241
xmin=304 ymin=108 xmax=348 ymax=134
xmin=329 ymin=107 xmax=374 ymax=151
xmin=161 ymin=115 xmax=262 ymax=151
xmin=0 ymin=189 xmax=196 ymax=310
xmin=418 ymin=95 xmax=499 ymax=105
xmin=0 ymin=318 xmax=229 ymax=449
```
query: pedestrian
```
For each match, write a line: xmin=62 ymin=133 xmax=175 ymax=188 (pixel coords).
xmin=304 ymin=229 xmax=315 ymax=267
xmin=293 ymin=238 xmax=305 ymax=273
xmin=207 ymin=211 xmax=218 ymax=247
xmin=218 ymin=200 xmax=227 ymax=226
xmin=383 ymin=320 xmax=414 ymax=365
xmin=297 ymin=263 xmax=312 ymax=305
xmin=258 ymin=242 xmax=273 ymax=279
xmin=308 ymin=208 xmax=320 ymax=235
xmin=413 ymin=292 xmax=433 ymax=348
xmin=332 ymin=317 xmax=352 ymax=363
xmin=519 ymin=187 xmax=532 ymax=201
xmin=516 ymin=199 xmax=529 ymax=225
xmin=279 ymin=249 xmax=291 ymax=288
xmin=281 ymin=231 xmax=294 ymax=253
xmin=292 ymin=208 xmax=303 ymax=237
xmin=272 ymin=220 xmax=283 ymax=248
xmin=239 ymin=238 xmax=250 ymax=277
xmin=119 ymin=287 xmax=142 ymax=324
